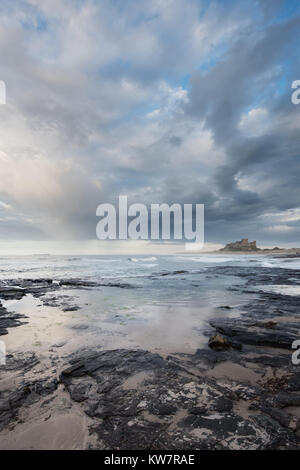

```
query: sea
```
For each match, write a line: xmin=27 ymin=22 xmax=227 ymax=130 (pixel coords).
xmin=1 ymin=253 xmax=300 ymax=357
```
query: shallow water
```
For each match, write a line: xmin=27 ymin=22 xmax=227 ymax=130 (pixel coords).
xmin=2 ymin=252 xmax=299 ymax=358
xmin=0 ymin=254 xmax=263 ymax=357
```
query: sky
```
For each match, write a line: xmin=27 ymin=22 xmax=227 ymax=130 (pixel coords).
xmin=0 ymin=0 xmax=300 ymax=254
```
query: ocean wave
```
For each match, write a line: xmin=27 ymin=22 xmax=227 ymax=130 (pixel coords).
xmin=175 ymin=256 xmax=234 ymax=263
xmin=128 ymin=257 xmax=157 ymax=262
xmin=261 ymin=259 xmax=300 ymax=270
xmin=98 ymin=259 xmax=121 ymax=263
xmin=255 ymin=284 xmax=300 ymax=297
xmin=139 ymin=263 xmax=158 ymax=268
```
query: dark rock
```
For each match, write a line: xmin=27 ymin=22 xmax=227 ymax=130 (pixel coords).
xmin=154 ymin=270 xmax=189 ymax=277
xmin=68 ymin=383 xmax=93 ymax=403
xmin=59 ymin=348 xmax=300 ymax=450
xmin=214 ymin=397 xmax=233 ymax=412
xmin=60 ymin=279 xmax=135 ymax=289
xmin=0 ymin=301 xmax=25 ymax=336
xmin=275 ymin=391 xmax=300 ymax=408
xmin=63 ymin=306 xmax=81 ymax=312
xmin=259 ymin=321 xmax=277 ymax=329
xmin=208 ymin=334 xmax=231 ymax=351
xmin=0 ymin=287 xmax=25 ymax=300
xmin=59 ymin=279 xmax=99 ymax=288
xmin=1 ymin=352 xmax=40 ymax=372
xmin=0 ymin=375 xmax=58 ymax=431
xmin=61 ymin=349 xmax=167 ymax=380
xmin=287 ymin=372 xmax=300 ymax=392
xmin=256 ymin=405 xmax=300 ymax=431
xmin=208 ymin=334 xmax=242 ymax=351
xmin=210 ymin=318 xmax=298 ymax=349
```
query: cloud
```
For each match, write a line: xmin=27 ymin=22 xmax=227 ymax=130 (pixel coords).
xmin=0 ymin=0 xmax=299 ymax=247
xmin=238 ymin=107 xmax=270 ymax=137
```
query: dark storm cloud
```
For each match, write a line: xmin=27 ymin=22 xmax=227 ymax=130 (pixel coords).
xmin=186 ymin=16 xmax=300 ymax=144
xmin=178 ymin=13 xmax=300 ymax=244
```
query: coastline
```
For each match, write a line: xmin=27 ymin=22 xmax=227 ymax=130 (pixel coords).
xmin=0 ymin=257 xmax=300 ymax=449
xmin=177 ymin=249 xmax=300 ymax=256
xmin=206 ymin=249 xmax=300 ymax=256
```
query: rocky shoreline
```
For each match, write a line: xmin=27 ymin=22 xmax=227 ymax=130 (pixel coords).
xmin=0 ymin=266 xmax=300 ymax=449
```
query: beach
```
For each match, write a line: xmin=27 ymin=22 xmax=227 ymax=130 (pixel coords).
xmin=0 ymin=253 xmax=300 ymax=449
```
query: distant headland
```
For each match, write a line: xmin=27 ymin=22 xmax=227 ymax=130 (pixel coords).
xmin=218 ymin=238 xmax=300 ymax=256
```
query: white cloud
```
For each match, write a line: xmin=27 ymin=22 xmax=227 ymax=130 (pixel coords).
xmin=147 ymin=83 xmax=188 ymax=120
xmin=239 ymin=107 xmax=270 ymax=137
xmin=0 ymin=201 xmax=11 ymax=210
xmin=267 ymin=225 xmax=294 ymax=233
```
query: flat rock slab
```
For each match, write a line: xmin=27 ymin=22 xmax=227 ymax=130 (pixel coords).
xmin=0 ymin=352 xmax=57 ymax=432
xmin=60 ymin=349 xmax=300 ymax=450
xmin=210 ymin=318 xmax=299 ymax=349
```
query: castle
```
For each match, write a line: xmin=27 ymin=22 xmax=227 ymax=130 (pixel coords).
xmin=221 ymin=238 xmax=259 ymax=252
